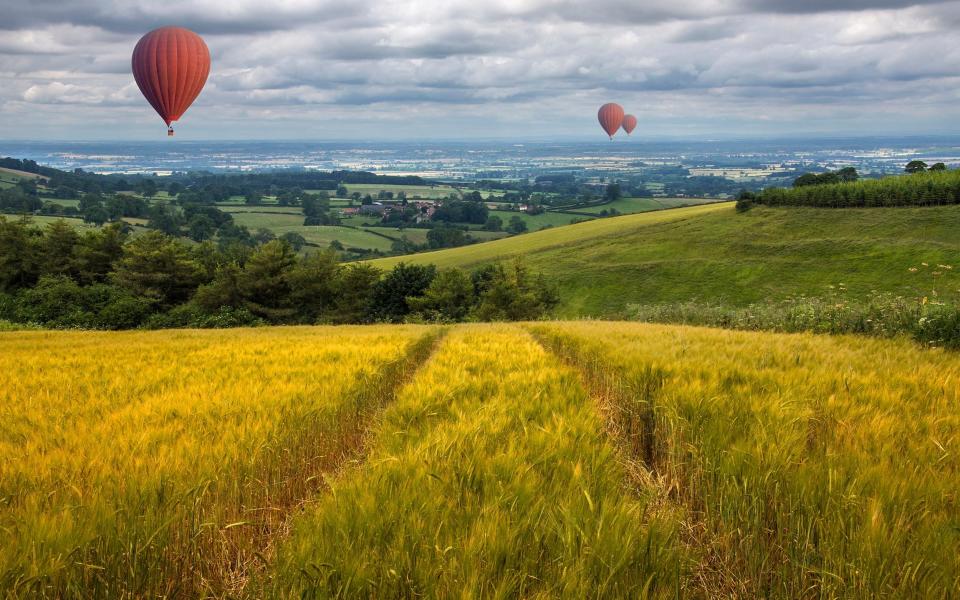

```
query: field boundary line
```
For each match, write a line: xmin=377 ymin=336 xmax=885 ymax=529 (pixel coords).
xmin=216 ymin=327 xmax=448 ymax=597
xmin=526 ymin=325 xmax=753 ymax=598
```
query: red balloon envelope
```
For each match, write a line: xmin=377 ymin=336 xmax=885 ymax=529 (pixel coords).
xmin=598 ymin=103 xmax=625 ymax=139
xmin=622 ymin=114 xmax=638 ymax=135
xmin=132 ymin=26 xmax=210 ymax=136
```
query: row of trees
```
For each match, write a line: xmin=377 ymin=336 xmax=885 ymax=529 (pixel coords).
xmin=0 ymin=217 xmax=558 ymax=329
xmin=741 ymin=167 xmax=960 ymax=209
xmin=0 ymin=156 xmax=432 ymax=204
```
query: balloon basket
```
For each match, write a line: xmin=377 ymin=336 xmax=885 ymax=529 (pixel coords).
xmin=167 ymin=127 xmax=174 ymax=137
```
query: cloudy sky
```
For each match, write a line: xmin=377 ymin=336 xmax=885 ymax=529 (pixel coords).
xmin=2 ymin=0 xmax=960 ymax=140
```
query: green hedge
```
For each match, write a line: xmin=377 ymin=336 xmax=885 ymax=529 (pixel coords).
xmin=755 ymin=170 xmax=960 ymax=208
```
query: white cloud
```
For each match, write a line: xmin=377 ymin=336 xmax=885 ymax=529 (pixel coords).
xmin=2 ymin=0 xmax=960 ymax=138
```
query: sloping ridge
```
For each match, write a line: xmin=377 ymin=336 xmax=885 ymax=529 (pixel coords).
xmin=367 ymin=202 xmax=733 ymax=270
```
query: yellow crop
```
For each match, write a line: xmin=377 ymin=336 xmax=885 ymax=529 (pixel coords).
xmin=0 ymin=325 xmax=435 ymax=597
xmin=3 ymin=322 xmax=959 ymax=598
xmin=531 ymin=322 xmax=960 ymax=597
xmin=271 ymin=325 xmax=680 ymax=597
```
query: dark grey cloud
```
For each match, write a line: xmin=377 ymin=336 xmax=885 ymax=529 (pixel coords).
xmin=473 ymin=0 xmax=952 ymax=25
xmin=742 ymin=0 xmax=949 ymax=13
xmin=669 ymin=19 xmax=743 ymax=43
xmin=0 ymin=0 xmax=369 ymax=34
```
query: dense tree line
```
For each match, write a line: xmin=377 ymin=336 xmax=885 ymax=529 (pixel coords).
xmin=741 ymin=167 xmax=960 ymax=209
xmin=432 ymin=198 xmax=489 ymax=224
xmin=0 ymin=217 xmax=558 ymax=329
xmin=1 ymin=156 xmax=431 ymax=206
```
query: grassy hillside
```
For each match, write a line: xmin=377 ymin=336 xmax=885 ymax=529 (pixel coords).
xmin=4 ymin=323 xmax=958 ymax=597
xmin=370 ymin=203 xmax=960 ymax=316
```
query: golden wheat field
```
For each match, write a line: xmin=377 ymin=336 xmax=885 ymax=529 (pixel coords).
xmin=1 ymin=323 xmax=959 ymax=598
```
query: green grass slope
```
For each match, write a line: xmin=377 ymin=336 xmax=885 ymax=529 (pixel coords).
xmin=369 ymin=203 xmax=960 ymax=317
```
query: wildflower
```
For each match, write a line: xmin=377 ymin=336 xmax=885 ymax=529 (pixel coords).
xmin=922 ymin=262 xmax=929 ymax=267
xmin=908 ymin=267 xmax=918 ymax=272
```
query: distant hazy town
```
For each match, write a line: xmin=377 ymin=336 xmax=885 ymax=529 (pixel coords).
xmin=5 ymin=137 xmax=959 ymax=199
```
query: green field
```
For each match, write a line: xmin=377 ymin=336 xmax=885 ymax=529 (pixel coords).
xmin=11 ymin=215 xmax=93 ymax=229
xmin=572 ymin=196 xmax=721 ymax=215
xmin=342 ymin=183 xmax=458 ymax=199
xmin=483 ymin=198 xmax=723 ymax=231
xmin=370 ymin=203 xmax=960 ymax=316
xmin=226 ymin=211 xmax=395 ymax=250
xmin=0 ymin=166 xmax=42 ymax=181
xmin=220 ymin=206 xmax=303 ymax=223
xmin=41 ymin=198 xmax=82 ymax=208
xmin=0 ymin=167 xmax=45 ymax=191
xmin=10 ymin=215 xmax=154 ymax=235
xmin=469 ymin=229 xmax=511 ymax=241
xmin=339 ymin=183 xmax=503 ymax=200
xmin=486 ymin=209 xmax=586 ymax=230
xmin=0 ymin=170 xmax=25 ymax=189
xmin=338 ymin=214 xmax=385 ymax=228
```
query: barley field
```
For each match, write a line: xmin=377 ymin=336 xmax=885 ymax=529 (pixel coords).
xmin=271 ymin=325 xmax=680 ymax=597
xmin=531 ymin=322 xmax=960 ymax=598
xmin=0 ymin=326 xmax=436 ymax=597
xmin=2 ymin=322 xmax=959 ymax=598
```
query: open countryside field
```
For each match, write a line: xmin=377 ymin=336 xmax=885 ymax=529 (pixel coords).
xmin=342 ymin=183 xmax=457 ymax=199
xmin=369 ymin=202 xmax=730 ymax=270
xmin=226 ymin=210 xmax=396 ymax=250
xmin=0 ymin=325 xmax=435 ymax=597
xmin=6 ymin=215 xmax=151 ymax=237
xmin=0 ymin=167 xmax=43 ymax=181
xmin=572 ymin=196 xmax=722 ymax=215
xmin=483 ymin=198 xmax=723 ymax=231
xmin=341 ymin=183 xmax=504 ymax=200
xmin=2 ymin=322 xmax=957 ymax=597
xmin=370 ymin=203 xmax=960 ymax=316
xmin=486 ymin=209 xmax=585 ymax=230
xmin=220 ymin=206 xmax=304 ymax=216
xmin=10 ymin=215 xmax=91 ymax=229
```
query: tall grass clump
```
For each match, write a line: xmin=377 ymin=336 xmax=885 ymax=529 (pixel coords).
xmin=531 ymin=322 xmax=960 ymax=598
xmin=0 ymin=325 xmax=437 ymax=598
xmin=626 ymin=262 xmax=960 ymax=348
xmin=625 ymin=295 xmax=960 ymax=348
xmin=270 ymin=325 xmax=682 ymax=598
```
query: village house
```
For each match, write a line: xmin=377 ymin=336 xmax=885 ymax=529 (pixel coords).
xmin=358 ymin=202 xmax=387 ymax=215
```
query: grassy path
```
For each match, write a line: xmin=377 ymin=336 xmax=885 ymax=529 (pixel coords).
xmin=270 ymin=325 xmax=681 ymax=598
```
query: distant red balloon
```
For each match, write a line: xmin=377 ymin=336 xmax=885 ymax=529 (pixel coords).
xmin=622 ymin=114 xmax=638 ymax=135
xmin=132 ymin=26 xmax=210 ymax=136
xmin=598 ymin=103 xmax=625 ymax=139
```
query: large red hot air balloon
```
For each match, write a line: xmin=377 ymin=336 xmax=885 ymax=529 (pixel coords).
xmin=598 ymin=103 xmax=624 ymax=139
xmin=132 ymin=26 xmax=210 ymax=136
xmin=622 ymin=114 xmax=638 ymax=136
